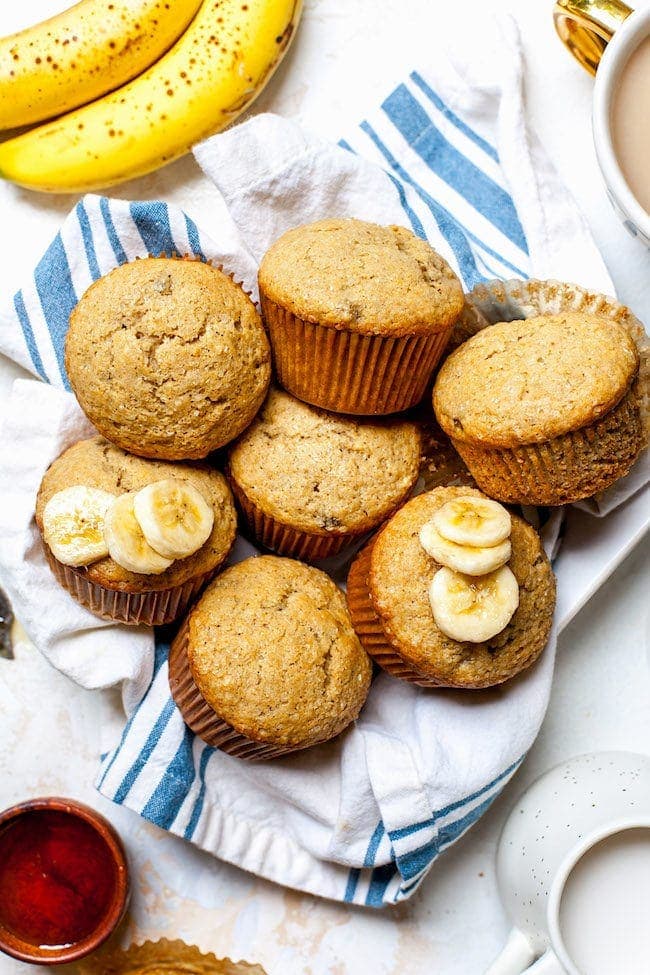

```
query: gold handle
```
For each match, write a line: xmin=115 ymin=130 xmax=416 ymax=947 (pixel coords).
xmin=553 ymin=0 xmax=634 ymax=75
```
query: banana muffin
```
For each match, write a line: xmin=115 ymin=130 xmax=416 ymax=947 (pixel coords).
xmin=36 ymin=436 xmax=237 ymax=625
xmin=433 ymin=313 xmax=643 ymax=505
xmin=65 ymin=257 xmax=271 ymax=460
xmin=226 ymin=388 xmax=422 ymax=561
xmin=347 ymin=486 xmax=556 ymax=689
xmin=169 ymin=556 xmax=372 ymax=759
xmin=258 ymin=218 xmax=465 ymax=415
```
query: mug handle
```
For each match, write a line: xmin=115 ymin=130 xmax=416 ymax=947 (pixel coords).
xmin=484 ymin=928 xmax=536 ymax=975
xmin=553 ymin=0 xmax=634 ymax=74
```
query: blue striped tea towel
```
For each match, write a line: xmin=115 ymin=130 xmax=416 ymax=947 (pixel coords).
xmin=0 ymin=19 xmax=619 ymax=906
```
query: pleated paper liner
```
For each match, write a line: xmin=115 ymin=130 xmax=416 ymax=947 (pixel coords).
xmin=228 ymin=467 xmax=421 ymax=563
xmin=440 ymin=278 xmax=649 ymax=505
xmin=43 ymin=545 xmax=221 ymax=626
xmin=72 ymin=938 xmax=267 ymax=974
xmin=260 ymin=294 xmax=452 ymax=415
xmin=169 ymin=615 xmax=327 ymax=760
xmin=227 ymin=475 xmax=362 ymax=561
xmin=452 ymin=389 xmax=642 ymax=505
xmin=346 ymin=537 xmax=440 ymax=688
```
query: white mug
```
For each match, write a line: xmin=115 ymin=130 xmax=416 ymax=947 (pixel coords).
xmin=486 ymin=751 xmax=650 ymax=974
xmin=554 ymin=0 xmax=650 ymax=246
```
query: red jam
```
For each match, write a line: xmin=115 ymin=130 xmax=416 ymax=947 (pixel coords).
xmin=0 ymin=809 xmax=118 ymax=949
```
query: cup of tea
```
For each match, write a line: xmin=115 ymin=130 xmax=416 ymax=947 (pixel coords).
xmin=554 ymin=0 xmax=650 ymax=246
xmin=485 ymin=751 xmax=650 ymax=974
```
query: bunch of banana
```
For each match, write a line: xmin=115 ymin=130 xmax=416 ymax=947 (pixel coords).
xmin=0 ymin=0 xmax=203 ymax=130
xmin=420 ymin=496 xmax=520 ymax=643
xmin=0 ymin=0 xmax=302 ymax=192
xmin=42 ymin=478 xmax=214 ymax=574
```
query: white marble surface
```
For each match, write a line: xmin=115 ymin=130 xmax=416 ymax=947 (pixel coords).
xmin=0 ymin=1 xmax=649 ymax=973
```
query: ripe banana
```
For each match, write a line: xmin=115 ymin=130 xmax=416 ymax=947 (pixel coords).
xmin=104 ymin=492 xmax=173 ymax=574
xmin=42 ymin=485 xmax=116 ymax=566
xmin=133 ymin=478 xmax=213 ymax=559
xmin=420 ymin=521 xmax=511 ymax=575
xmin=428 ymin=566 xmax=520 ymax=643
xmin=0 ymin=0 xmax=302 ymax=192
xmin=432 ymin=497 xmax=511 ymax=548
xmin=0 ymin=0 xmax=203 ymax=130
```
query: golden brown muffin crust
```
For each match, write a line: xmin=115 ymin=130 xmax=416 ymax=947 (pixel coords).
xmin=188 ymin=556 xmax=372 ymax=747
xmin=367 ymin=487 xmax=556 ymax=687
xmin=35 ymin=437 xmax=237 ymax=593
xmin=65 ymin=258 xmax=271 ymax=460
xmin=258 ymin=218 xmax=464 ymax=336
xmin=433 ymin=313 xmax=639 ymax=448
xmin=227 ymin=388 xmax=422 ymax=534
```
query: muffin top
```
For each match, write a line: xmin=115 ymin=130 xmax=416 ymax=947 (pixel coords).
xmin=188 ymin=556 xmax=372 ymax=748
xmin=65 ymin=258 xmax=271 ymax=460
xmin=227 ymin=388 xmax=422 ymax=534
xmin=367 ymin=487 xmax=555 ymax=687
xmin=35 ymin=437 xmax=237 ymax=593
xmin=433 ymin=313 xmax=639 ymax=447
xmin=258 ymin=218 xmax=465 ymax=336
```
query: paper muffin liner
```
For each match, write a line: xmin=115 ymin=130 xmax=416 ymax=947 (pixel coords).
xmin=260 ymin=294 xmax=452 ymax=415
xmin=74 ymin=938 xmax=267 ymax=974
xmin=346 ymin=537 xmax=439 ymax=688
xmin=44 ymin=546 xmax=220 ymax=627
xmin=168 ymin=615 xmax=307 ymax=760
xmin=452 ymin=389 xmax=642 ymax=505
xmin=439 ymin=278 xmax=649 ymax=505
xmin=227 ymin=476 xmax=360 ymax=561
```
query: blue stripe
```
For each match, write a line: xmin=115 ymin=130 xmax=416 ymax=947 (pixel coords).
xmin=97 ymin=704 xmax=139 ymax=789
xmin=99 ymin=197 xmax=128 ymax=264
xmin=365 ymin=863 xmax=397 ymax=907
xmin=389 ymin=755 xmax=524 ymax=842
xmin=382 ymin=85 xmax=528 ymax=253
xmin=99 ymin=640 xmax=170 ymax=791
xmin=461 ymin=226 xmax=528 ymax=278
xmin=363 ymin=820 xmax=385 ymax=867
xmin=338 ymin=138 xmax=354 ymax=152
xmin=75 ymin=201 xmax=101 ymax=280
xmin=395 ymin=789 xmax=506 ymax=883
xmin=184 ymin=214 xmax=206 ymax=261
xmin=112 ymin=697 xmax=176 ymax=804
xmin=130 ymin=200 xmax=176 ymax=257
xmin=13 ymin=292 xmax=47 ymax=380
xmin=360 ymin=120 xmax=483 ymax=288
xmin=183 ymin=744 xmax=213 ymax=839
xmin=410 ymin=72 xmax=500 ymax=163
xmin=33 ymin=232 xmax=74 ymax=388
xmin=344 ymin=868 xmax=361 ymax=903
xmin=438 ymin=791 xmax=500 ymax=847
xmin=385 ymin=171 xmax=427 ymax=240
xmin=141 ymin=726 xmax=196 ymax=829
xmin=153 ymin=631 xmax=172 ymax=674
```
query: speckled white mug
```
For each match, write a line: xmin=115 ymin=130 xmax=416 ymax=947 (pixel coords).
xmin=485 ymin=751 xmax=650 ymax=974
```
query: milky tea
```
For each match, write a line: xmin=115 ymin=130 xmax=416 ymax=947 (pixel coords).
xmin=611 ymin=36 xmax=650 ymax=216
xmin=558 ymin=827 xmax=650 ymax=975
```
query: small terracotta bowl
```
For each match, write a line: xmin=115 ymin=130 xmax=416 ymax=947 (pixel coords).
xmin=0 ymin=797 xmax=130 ymax=966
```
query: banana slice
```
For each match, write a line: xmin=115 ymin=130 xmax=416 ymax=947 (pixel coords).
xmin=429 ymin=566 xmax=519 ymax=643
xmin=42 ymin=486 xmax=115 ymax=567
xmin=420 ymin=521 xmax=511 ymax=575
xmin=104 ymin=493 xmax=173 ymax=575
xmin=133 ymin=479 xmax=214 ymax=560
xmin=432 ymin=497 xmax=511 ymax=548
